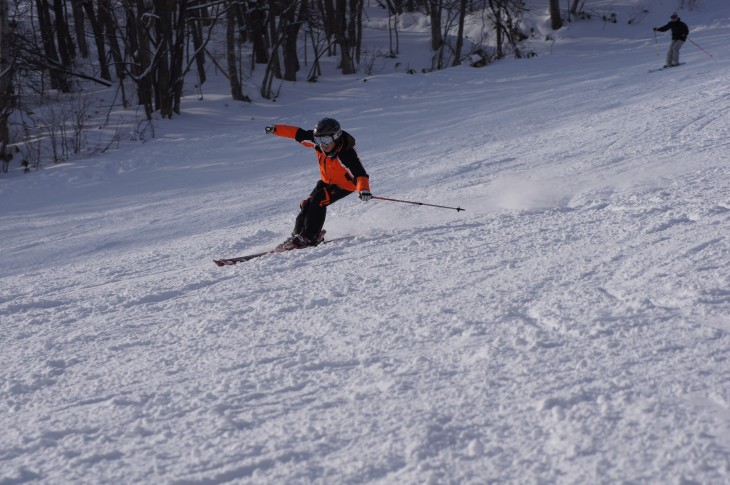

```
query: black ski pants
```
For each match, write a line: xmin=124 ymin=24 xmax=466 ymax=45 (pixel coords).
xmin=293 ymin=181 xmax=353 ymax=240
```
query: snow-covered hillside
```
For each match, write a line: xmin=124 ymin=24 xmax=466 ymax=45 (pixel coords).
xmin=2 ymin=1 xmax=729 ymax=483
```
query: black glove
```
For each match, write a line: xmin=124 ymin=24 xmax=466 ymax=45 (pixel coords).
xmin=652 ymin=27 xmax=657 ymax=31
xmin=265 ymin=125 xmax=275 ymax=134
xmin=359 ymin=190 xmax=372 ymax=202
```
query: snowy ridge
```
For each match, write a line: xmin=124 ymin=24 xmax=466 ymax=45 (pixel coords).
xmin=2 ymin=0 xmax=730 ymax=483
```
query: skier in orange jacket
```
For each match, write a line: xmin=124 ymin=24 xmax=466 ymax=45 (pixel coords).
xmin=265 ymin=118 xmax=372 ymax=250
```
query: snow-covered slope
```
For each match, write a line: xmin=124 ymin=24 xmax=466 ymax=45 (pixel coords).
xmin=2 ymin=1 xmax=729 ymax=483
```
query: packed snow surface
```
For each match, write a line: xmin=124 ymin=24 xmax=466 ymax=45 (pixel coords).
xmin=2 ymin=1 xmax=729 ymax=483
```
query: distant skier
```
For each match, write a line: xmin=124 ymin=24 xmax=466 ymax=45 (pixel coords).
xmin=653 ymin=13 xmax=689 ymax=68
xmin=265 ymin=118 xmax=372 ymax=250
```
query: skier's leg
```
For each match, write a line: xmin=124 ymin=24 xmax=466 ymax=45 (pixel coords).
xmin=293 ymin=181 xmax=327 ymax=236
xmin=665 ymin=43 xmax=674 ymax=67
xmin=301 ymin=184 xmax=353 ymax=239
xmin=672 ymin=40 xmax=685 ymax=65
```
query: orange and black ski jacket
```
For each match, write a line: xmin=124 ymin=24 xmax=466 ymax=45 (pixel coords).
xmin=272 ymin=124 xmax=370 ymax=193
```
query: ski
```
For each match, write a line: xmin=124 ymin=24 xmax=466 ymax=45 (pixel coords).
xmin=649 ymin=62 xmax=685 ymax=73
xmin=214 ymin=250 xmax=271 ymax=266
xmin=214 ymin=235 xmax=356 ymax=266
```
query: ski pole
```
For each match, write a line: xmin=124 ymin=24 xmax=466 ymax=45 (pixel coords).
xmin=688 ymin=38 xmax=714 ymax=58
xmin=653 ymin=31 xmax=660 ymax=57
xmin=373 ymin=196 xmax=465 ymax=212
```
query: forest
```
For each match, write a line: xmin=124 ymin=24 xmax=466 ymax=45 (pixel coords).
xmin=0 ymin=0 xmax=570 ymax=173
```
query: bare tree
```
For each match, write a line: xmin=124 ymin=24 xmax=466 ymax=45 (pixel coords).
xmin=70 ymin=0 xmax=89 ymax=58
xmin=281 ymin=0 xmax=305 ymax=81
xmin=334 ymin=0 xmax=354 ymax=74
xmin=188 ymin=0 xmax=208 ymax=87
xmin=152 ymin=0 xmax=177 ymax=118
xmin=570 ymin=0 xmax=583 ymax=16
xmin=99 ymin=0 xmax=128 ymax=105
xmin=428 ymin=0 xmax=442 ymax=52
xmin=2 ymin=0 xmax=542 ymax=175
xmin=0 ymin=0 xmax=13 ymax=172
xmin=488 ymin=0 xmax=504 ymax=58
xmin=549 ymin=0 xmax=562 ymax=30
xmin=225 ymin=0 xmax=246 ymax=100
xmin=309 ymin=0 xmax=361 ymax=75
xmin=122 ymin=0 xmax=154 ymax=119
xmin=35 ymin=0 xmax=71 ymax=91
xmin=80 ymin=0 xmax=111 ymax=80
xmin=51 ymin=0 xmax=75 ymax=67
xmin=382 ymin=0 xmax=398 ymax=56
xmin=238 ymin=0 xmax=269 ymax=65
xmin=487 ymin=0 xmax=529 ymax=59
xmin=261 ymin=0 xmax=284 ymax=98
xmin=452 ymin=0 xmax=467 ymax=66
xmin=350 ymin=0 xmax=362 ymax=63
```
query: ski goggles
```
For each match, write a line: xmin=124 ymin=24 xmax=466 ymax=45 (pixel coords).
xmin=314 ymin=132 xmax=341 ymax=146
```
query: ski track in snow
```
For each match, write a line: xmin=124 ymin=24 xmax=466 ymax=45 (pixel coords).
xmin=2 ymin=1 xmax=730 ymax=483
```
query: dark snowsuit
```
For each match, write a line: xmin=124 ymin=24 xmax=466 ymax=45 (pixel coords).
xmin=656 ymin=18 xmax=689 ymax=67
xmin=271 ymin=124 xmax=370 ymax=241
xmin=656 ymin=18 xmax=689 ymax=41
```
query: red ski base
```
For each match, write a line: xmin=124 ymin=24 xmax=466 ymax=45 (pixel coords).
xmin=214 ymin=234 xmax=355 ymax=267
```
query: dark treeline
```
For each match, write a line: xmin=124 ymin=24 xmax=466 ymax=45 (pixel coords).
xmin=0 ymin=0 xmax=534 ymax=172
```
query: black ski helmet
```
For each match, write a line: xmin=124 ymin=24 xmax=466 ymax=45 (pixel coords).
xmin=313 ymin=118 xmax=342 ymax=139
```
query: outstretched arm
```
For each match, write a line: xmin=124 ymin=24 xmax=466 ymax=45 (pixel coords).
xmin=265 ymin=125 xmax=315 ymax=145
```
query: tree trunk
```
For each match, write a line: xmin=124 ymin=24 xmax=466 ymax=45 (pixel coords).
xmin=71 ymin=0 xmax=89 ymax=58
xmin=226 ymin=2 xmax=245 ymax=100
xmin=266 ymin=0 xmax=282 ymax=79
xmin=570 ymin=0 xmax=581 ymax=15
xmin=549 ymin=0 xmax=562 ymax=30
xmin=335 ymin=0 xmax=353 ymax=74
xmin=189 ymin=8 xmax=206 ymax=86
xmin=35 ymin=0 xmax=70 ymax=91
xmin=81 ymin=0 xmax=111 ymax=80
xmin=52 ymin=0 xmax=74 ymax=65
xmin=240 ymin=1 xmax=268 ymax=65
xmin=226 ymin=3 xmax=251 ymax=101
xmin=452 ymin=0 xmax=467 ymax=66
xmin=352 ymin=0 xmax=362 ymax=63
xmin=154 ymin=0 xmax=173 ymax=118
xmin=319 ymin=0 xmax=335 ymax=54
xmin=488 ymin=0 xmax=504 ymax=59
xmin=99 ymin=0 xmax=123 ymax=77
xmin=0 ymin=0 xmax=13 ymax=172
xmin=123 ymin=0 xmax=153 ymax=119
xmin=428 ymin=0 xmax=442 ymax=51
xmin=282 ymin=0 xmax=304 ymax=81
xmin=170 ymin=0 xmax=187 ymax=115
